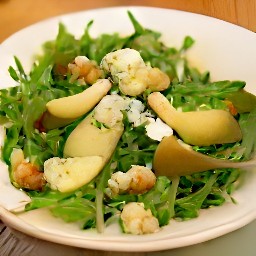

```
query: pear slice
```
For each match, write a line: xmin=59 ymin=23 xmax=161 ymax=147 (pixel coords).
xmin=64 ymin=114 xmax=123 ymax=163
xmin=225 ymin=89 xmax=256 ymax=113
xmin=44 ymin=156 xmax=104 ymax=192
xmin=148 ymin=92 xmax=242 ymax=146
xmin=41 ymin=111 xmax=77 ymax=130
xmin=153 ymin=135 xmax=256 ymax=177
xmin=46 ymin=79 xmax=111 ymax=119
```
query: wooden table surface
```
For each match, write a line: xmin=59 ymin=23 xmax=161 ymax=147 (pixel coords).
xmin=1 ymin=1 xmax=256 ymax=256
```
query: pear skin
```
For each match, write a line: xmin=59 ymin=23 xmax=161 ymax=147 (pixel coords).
xmin=148 ymin=92 xmax=242 ymax=146
xmin=64 ymin=114 xmax=123 ymax=163
xmin=46 ymin=79 xmax=111 ymax=119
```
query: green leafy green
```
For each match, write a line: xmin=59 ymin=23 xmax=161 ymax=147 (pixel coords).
xmin=51 ymin=197 xmax=96 ymax=225
xmin=239 ymin=108 xmax=256 ymax=159
xmin=175 ymin=173 xmax=218 ymax=219
xmin=0 ymin=11 xmax=254 ymax=234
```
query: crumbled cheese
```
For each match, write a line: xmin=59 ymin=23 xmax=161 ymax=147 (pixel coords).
xmin=126 ymin=99 xmax=154 ymax=127
xmin=126 ymin=99 xmax=145 ymax=124
xmin=146 ymin=118 xmax=173 ymax=141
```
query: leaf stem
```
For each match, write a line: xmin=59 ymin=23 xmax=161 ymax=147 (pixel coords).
xmin=169 ymin=176 xmax=180 ymax=218
xmin=96 ymin=188 xmax=104 ymax=233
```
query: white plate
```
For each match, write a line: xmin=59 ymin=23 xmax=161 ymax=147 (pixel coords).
xmin=1 ymin=6 xmax=256 ymax=252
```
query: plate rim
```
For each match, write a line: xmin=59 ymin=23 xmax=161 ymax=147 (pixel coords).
xmin=1 ymin=5 xmax=256 ymax=47
xmin=1 ymin=205 xmax=256 ymax=252
xmin=0 ymin=5 xmax=256 ymax=252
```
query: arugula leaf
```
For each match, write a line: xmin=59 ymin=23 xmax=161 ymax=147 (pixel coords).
xmin=80 ymin=20 xmax=127 ymax=64
xmin=0 ymin=11 xmax=247 ymax=232
xmin=51 ymin=197 xmax=96 ymax=224
xmin=175 ymin=173 xmax=218 ymax=219
xmin=166 ymin=80 xmax=246 ymax=111
xmin=138 ymin=176 xmax=177 ymax=226
xmin=239 ymin=108 xmax=256 ymax=159
xmin=180 ymin=36 xmax=195 ymax=51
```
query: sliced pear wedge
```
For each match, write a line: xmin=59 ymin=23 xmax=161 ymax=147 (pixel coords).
xmin=44 ymin=156 xmax=104 ymax=192
xmin=148 ymin=92 xmax=242 ymax=146
xmin=64 ymin=94 xmax=125 ymax=176
xmin=153 ymin=135 xmax=256 ymax=177
xmin=46 ymin=79 xmax=111 ymax=119
xmin=64 ymin=114 xmax=123 ymax=163
xmin=225 ymin=89 xmax=256 ymax=113
xmin=41 ymin=111 xmax=77 ymax=130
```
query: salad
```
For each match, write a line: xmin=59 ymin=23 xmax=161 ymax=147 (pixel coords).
xmin=1 ymin=11 xmax=256 ymax=235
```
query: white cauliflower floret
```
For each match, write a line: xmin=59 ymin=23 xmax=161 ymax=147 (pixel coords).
xmin=101 ymin=48 xmax=148 ymax=96
xmin=108 ymin=165 xmax=156 ymax=196
xmin=145 ymin=117 xmax=173 ymax=141
xmin=101 ymin=48 xmax=146 ymax=77
xmin=121 ymin=202 xmax=160 ymax=235
xmin=119 ymin=68 xmax=149 ymax=96
xmin=108 ymin=172 xmax=131 ymax=195
xmin=93 ymin=94 xmax=129 ymax=128
xmin=44 ymin=156 xmax=104 ymax=192
xmin=101 ymin=48 xmax=170 ymax=96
